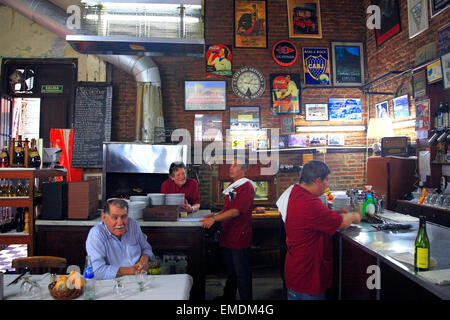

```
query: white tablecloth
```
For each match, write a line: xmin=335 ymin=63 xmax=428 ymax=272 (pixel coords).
xmin=3 ymin=274 xmax=193 ymax=300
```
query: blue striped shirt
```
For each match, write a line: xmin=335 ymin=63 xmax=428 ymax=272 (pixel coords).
xmin=85 ymin=218 xmax=155 ymax=280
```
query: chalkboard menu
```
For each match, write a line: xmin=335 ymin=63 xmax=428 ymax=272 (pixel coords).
xmin=72 ymin=82 xmax=112 ymax=168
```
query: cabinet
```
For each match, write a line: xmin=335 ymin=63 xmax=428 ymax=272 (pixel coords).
xmin=0 ymin=168 xmax=66 ymax=255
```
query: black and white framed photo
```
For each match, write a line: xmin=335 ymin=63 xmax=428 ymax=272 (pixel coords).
xmin=328 ymin=133 xmax=345 ymax=146
xmin=280 ymin=116 xmax=296 ymax=134
xmin=305 ymin=103 xmax=329 ymax=121
xmin=376 ymin=101 xmax=389 ymax=118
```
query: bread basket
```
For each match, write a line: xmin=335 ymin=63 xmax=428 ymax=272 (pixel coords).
xmin=48 ymin=281 xmax=84 ymax=300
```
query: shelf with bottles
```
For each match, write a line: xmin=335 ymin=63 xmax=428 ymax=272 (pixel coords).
xmin=0 ymin=136 xmax=41 ymax=169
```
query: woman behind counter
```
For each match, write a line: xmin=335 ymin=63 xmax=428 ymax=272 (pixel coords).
xmin=160 ymin=161 xmax=200 ymax=213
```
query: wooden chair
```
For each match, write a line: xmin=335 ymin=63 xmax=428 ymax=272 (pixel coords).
xmin=12 ymin=256 xmax=67 ymax=274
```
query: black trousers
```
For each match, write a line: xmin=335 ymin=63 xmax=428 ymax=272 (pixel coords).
xmin=222 ymin=247 xmax=252 ymax=300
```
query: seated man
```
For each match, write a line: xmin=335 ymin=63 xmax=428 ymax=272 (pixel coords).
xmin=86 ymin=198 xmax=155 ymax=280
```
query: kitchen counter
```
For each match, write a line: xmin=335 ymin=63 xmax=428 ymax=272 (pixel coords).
xmin=336 ymin=209 xmax=450 ymax=300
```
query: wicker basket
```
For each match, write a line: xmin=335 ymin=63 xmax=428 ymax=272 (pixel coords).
xmin=48 ymin=281 xmax=84 ymax=300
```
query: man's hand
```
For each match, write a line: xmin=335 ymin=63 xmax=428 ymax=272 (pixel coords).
xmin=201 ymin=213 xmax=216 ymax=229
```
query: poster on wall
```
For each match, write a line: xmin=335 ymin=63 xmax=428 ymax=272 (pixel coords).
xmin=287 ymin=0 xmax=322 ymax=39
xmin=415 ymin=98 xmax=430 ymax=132
xmin=373 ymin=0 xmax=402 ymax=46
xmin=234 ymin=0 xmax=268 ymax=48
xmin=429 ymin=0 xmax=450 ymax=18
xmin=393 ymin=94 xmax=410 ymax=119
xmin=328 ymin=98 xmax=362 ymax=121
xmin=206 ymin=44 xmax=232 ymax=78
xmin=375 ymin=101 xmax=389 ymax=118
xmin=407 ymin=0 xmax=429 ymax=39
xmin=442 ymin=52 xmax=450 ymax=89
xmin=331 ymin=42 xmax=365 ymax=86
xmin=437 ymin=23 xmax=450 ymax=56
xmin=302 ymin=47 xmax=330 ymax=85
xmin=426 ymin=59 xmax=443 ymax=83
xmin=328 ymin=133 xmax=345 ymax=146
xmin=270 ymin=73 xmax=301 ymax=115
xmin=413 ymin=70 xmax=427 ymax=98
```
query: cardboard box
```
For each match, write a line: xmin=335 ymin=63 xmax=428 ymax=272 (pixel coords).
xmin=67 ymin=180 xmax=99 ymax=220
xmin=143 ymin=205 xmax=179 ymax=221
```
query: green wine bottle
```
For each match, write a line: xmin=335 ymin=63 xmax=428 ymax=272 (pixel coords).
xmin=414 ymin=216 xmax=430 ymax=272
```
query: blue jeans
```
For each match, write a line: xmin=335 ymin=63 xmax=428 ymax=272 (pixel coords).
xmin=287 ymin=287 xmax=326 ymax=300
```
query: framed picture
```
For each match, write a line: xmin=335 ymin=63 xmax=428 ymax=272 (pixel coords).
xmin=407 ymin=0 xmax=429 ymax=39
xmin=429 ymin=0 xmax=450 ymax=18
xmin=230 ymin=129 xmax=268 ymax=150
xmin=393 ymin=95 xmax=410 ymax=119
xmin=309 ymin=133 xmax=327 ymax=146
xmin=234 ymin=0 xmax=268 ymax=48
xmin=229 ymin=106 xmax=260 ymax=131
xmin=437 ymin=23 xmax=450 ymax=57
xmin=442 ymin=52 xmax=450 ymax=89
xmin=328 ymin=133 xmax=345 ymax=146
xmin=375 ymin=101 xmax=389 ymax=118
xmin=415 ymin=98 xmax=430 ymax=131
xmin=288 ymin=134 xmax=307 ymax=147
xmin=413 ymin=70 xmax=427 ymax=98
xmin=329 ymin=98 xmax=362 ymax=121
xmin=269 ymin=73 xmax=301 ymax=115
xmin=277 ymin=135 xmax=289 ymax=148
xmin=305 ymin=103 xmax=329 ymax=121
xmin=302 ymin=47 xmax=331 ymax=85
xmin=194 ymin=113 xmax=223 ymax=142
xmin=373 ymin=0 xmax=401 ymax=46
xmin=331 ymin=42 xmax=365 ymax=86
xmin=287 ymin=0 xmax=322 ymax=39
xmin=185 ymin=81 xmax=226 ymax=111
xmin=206 ymin=44 xmax=232 ymax=78
xmin=83 ymin=172 xmax=102 ymax=201
xmin=280 ymin=116 xmax=295 ymax=134
xmin=426 ymin=59 xmax=442 ymax=84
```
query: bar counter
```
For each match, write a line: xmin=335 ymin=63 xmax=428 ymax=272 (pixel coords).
xmin=335 ymin=210 xmax=450 ymax=300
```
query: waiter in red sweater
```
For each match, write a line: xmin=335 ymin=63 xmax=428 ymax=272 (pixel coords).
xmin=160 ymin=161 xmax=200 ymax=213
xmin=202 ymin=159 xmax=255 ymax=300
xmin=277 ymin=160 xmax=360 ymax=300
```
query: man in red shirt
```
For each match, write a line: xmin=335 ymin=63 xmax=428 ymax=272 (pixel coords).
xmin=281 ymin=160 xmax=360 ymax=300
xmin=160 ymin=162 xmax=200 ymax=213
xmin=202 ymin=160 xmax=255 ymax=300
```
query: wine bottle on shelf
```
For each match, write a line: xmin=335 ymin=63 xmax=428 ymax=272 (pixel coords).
xmin=414 ymin=216 xmax=430 ymax=272
xmin=0 ymin=140 xmax=9 ymax=168
xmin=13 ymin=136 xmax=25 ymax=166
xmin=28 ymin=138 xmax=41 ymax=168
xmin=444 ymin=102 xmax=449 ymax=129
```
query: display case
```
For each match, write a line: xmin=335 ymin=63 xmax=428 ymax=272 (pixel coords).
xmin=0 ymin=168 xmax=66 ymax=255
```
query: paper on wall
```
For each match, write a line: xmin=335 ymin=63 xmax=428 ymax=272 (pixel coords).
xmin=418 ymin=150 xmax=431 ymax=181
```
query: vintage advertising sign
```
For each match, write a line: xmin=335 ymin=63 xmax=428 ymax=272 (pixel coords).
xmin=206 ymin=44 xmax=232 ymax=78
xmin=272 ymin=40 xmax=298 ymax=66
xmin=302 ymin=47 xmax=330 ymax=85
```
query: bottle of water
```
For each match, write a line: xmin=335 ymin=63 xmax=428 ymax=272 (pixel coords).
xmin=83 ymin=256 xmax=95 ymax=300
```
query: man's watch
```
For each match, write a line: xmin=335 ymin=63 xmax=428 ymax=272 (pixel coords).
xmin=211 ymin=215 xmax=216 ymax=223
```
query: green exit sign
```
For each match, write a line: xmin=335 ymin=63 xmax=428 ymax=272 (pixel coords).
xmin=41 ymin=85 xmax=63 ymax=93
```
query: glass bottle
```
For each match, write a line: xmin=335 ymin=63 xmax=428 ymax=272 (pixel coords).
xmin=28 ymin=138 xmax=41 ymax=168
xmin=13 ymin=136 xmax=25 ymax=166
xmin=83 ymin=256 xmax=95 ymax=300
xmin=0 ymin=140 xmax=10 ymax=168
xmin=444 ymin=102 xmax=449 ymax=129
xmin=8 ymin=180 xmax=16 ymax=197
xmin=414 ymin=216 xmax=430 ymax=272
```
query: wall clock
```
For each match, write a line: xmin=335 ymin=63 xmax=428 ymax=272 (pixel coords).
xmin=231 ymin=66 xmax=265 ymax=100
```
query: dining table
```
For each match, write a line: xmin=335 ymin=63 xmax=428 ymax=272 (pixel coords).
xmin=3 ymin=273 xmax=193 ymax=300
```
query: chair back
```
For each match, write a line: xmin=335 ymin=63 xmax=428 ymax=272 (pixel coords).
xmin=12 ymin=256 xmax=67 ymax=274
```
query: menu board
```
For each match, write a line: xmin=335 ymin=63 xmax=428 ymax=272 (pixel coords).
xmin=72 ymin=82 xmax=112 ymax=168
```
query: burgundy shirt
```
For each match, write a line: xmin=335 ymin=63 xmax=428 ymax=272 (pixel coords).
xmin=219 ymin=181 xmax=255 ymax=249
xmin=284 ymin=184 xmax=343 ymax=295
xmin=160 ymin=178 xmax=200 ymax=205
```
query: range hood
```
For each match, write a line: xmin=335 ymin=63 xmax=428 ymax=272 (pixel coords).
xmin=67 ymin=0 xmax=205 ymax=56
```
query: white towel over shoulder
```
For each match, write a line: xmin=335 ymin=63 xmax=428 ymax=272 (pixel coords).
xmin=222 ymin=178 xmax=256 ymax=195
xmin=276 ymin=184 xmax=296 ymax=223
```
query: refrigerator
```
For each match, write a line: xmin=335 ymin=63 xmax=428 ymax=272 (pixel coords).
xmin=367 ymin=156 xmax=417 ymax=210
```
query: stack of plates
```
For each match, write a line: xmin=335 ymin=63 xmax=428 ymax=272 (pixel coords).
xmin=130 ymin=196 xmax=148 ymax=203
xmin=165 ymin=193 xmax=185 ymax=205
xmin=148 ymin=193 xmax=165 ymax=206
xmin=128 ymin=201 xmax=147 ymax=219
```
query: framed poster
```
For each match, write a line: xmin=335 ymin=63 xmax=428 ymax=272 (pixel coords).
xmin=413 ymin=70 xmax=427 ymax=98
xmin=305 ymin=103 xmax=329 ymax=121
xmin=309 ymin=133 xmax=327 ymax=146
xmin=184 ymin=81 xmax=226 ymax=111
xmin=206 ymin=44 xmax=232 ymax=78
xmin=302 ymin=47 xmax=331 ymax=85
xmin=426 ymin=59 xmax=443 ymax=83
xmin=287 ymin=0 xmax=322 ymax=39
xmin=415 ymin=98 xmax=430 ymax=131
xmin=280 ymin=116 xmax=295 ymax=134
xmin=429 ymin=0 xmax=450 ymax=18
xmin=328 ymin=133 xmax=345 ymax=146
xmin=272 ymin=40 xmax=298 ymax=66
xmin=229 ymin=106 xmax=260 ymax=130
xmin=234 ymin=0 xmax=268 ymax=48
xmin=393 ymin=94 xmax=410 ymax=119
xmin=329 ymin=98 xmax=362 ymax=121
xmin=270 ymin=73 xmax=301 ymax=115
xmin=194 ymin=113 xmax=223 ymax=142
xmin=442 ymin=52 xmax=450 ymax=89
xmin=437 ymin=23 xmax=450 ymax=56
xmin=408 ymin=0 xmax=429 ymax=39
xmin=373 ymin=0 xmax=401 ymax=46
xmin=331 ymin=42 xmax=365 ymax=86
xmin=288 ymin=134 xmax=307 ymax=147
xmin=376 ymin=101 xmax=389 ymax=118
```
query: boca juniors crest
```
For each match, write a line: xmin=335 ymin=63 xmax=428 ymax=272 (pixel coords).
xmin=302 ymin=48 xmax=330 ymax=85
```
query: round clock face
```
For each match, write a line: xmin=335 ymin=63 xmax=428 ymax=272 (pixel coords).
xmin=232 ymin=66 xmax=265 ymax=100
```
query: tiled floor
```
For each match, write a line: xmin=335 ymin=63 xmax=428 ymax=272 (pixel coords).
xmin=0 ymin=244 xmax=28 ymax=273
